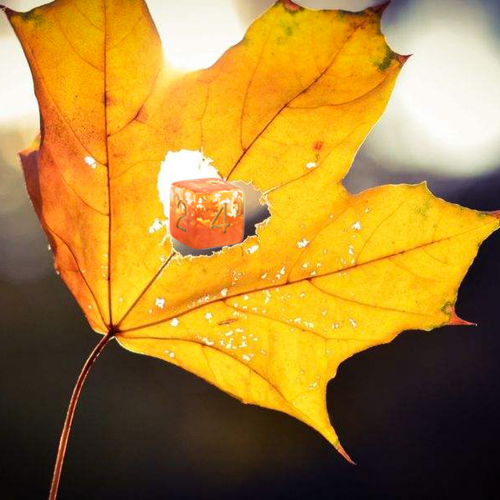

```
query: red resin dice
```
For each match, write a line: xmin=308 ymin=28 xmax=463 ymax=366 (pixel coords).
xmin=170 ymin=178 xmax=245 ymax=249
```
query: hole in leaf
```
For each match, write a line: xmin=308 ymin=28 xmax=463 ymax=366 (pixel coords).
xmin=155 ymin=150 xmax=270 ymax=257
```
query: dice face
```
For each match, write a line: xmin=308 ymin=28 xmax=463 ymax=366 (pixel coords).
xmin=169 ymin=178 xmax=245 ymax=249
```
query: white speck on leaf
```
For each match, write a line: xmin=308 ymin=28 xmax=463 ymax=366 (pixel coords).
xmin=275 ymin=266 xmax=286 ymax=280
xmin=170 ymin=317 xmax=179 ymax=327
xmin=155 ymin=297 xmax=165 ymax=309
xmin=306 ymin=161 xmax=316 ymax=169
xmin=149 ymin=218 xmax=167 ymax=234
xmin=352 ymin=221 xmax=362 ymax=231
xmin=84 ymin=156 xmax=97 ymax=169
xmin=246 ymin=245 xmax=259 ymax=254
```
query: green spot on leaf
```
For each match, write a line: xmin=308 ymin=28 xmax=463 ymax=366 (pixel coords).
xmin=376 ymin=48 xmax=396 ymax=71
xmin=415 ymin=198 xmax=432 ymax=219
xmin=19 ymin=8 xmax=44 ymax=27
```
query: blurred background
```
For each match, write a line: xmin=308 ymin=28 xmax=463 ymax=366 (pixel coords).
xmin=1 ymin=0 xmax=500 ymax=498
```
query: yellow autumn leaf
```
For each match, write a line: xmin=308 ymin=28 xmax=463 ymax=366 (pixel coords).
xmin=3 ymin=0 xmax=498 ymax=466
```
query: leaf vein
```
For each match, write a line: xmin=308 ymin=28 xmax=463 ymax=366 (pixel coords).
xmin=308 ymin=281 xmax=434 ymax=318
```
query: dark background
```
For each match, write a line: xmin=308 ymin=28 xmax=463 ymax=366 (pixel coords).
xmin=1 ymin=0 xmax=500 ymax=498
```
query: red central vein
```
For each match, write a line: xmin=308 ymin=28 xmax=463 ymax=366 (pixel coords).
xmin=103 ymin=1 xmax=113 ymax=327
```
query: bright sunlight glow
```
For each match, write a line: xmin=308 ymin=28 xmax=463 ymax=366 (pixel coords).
xmin=365 ymin=0 xmax=500 ymax=175
xmin=148 ymin=0 xmax=244 ymax=71
xmin=0 ymin=37 xmax=38 ymax=126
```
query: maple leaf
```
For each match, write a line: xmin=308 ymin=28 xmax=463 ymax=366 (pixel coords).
xmin=2 ymin=0 xmax=498 ymax=483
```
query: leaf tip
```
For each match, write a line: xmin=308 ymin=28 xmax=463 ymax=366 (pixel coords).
xmin=448 ymin=308 xmax=476 ymax=327
xmin=337 ymin=442 xmax=356 ymax=465
xmin=487 ymin=210 xmax=500 ymax=220
xmin=0 ymin=4 xmax=13 ymax=17
xmin=278 ymin=0 xmax=303 ymax=13
xmin=396 ymin=53 xmax=413 ymax=65
xmin=370 ymin=1 xmax=391 ymax=16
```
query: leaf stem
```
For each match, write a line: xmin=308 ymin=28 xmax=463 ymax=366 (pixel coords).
xmin=49 ymin=331 xmax=114 ymax=500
